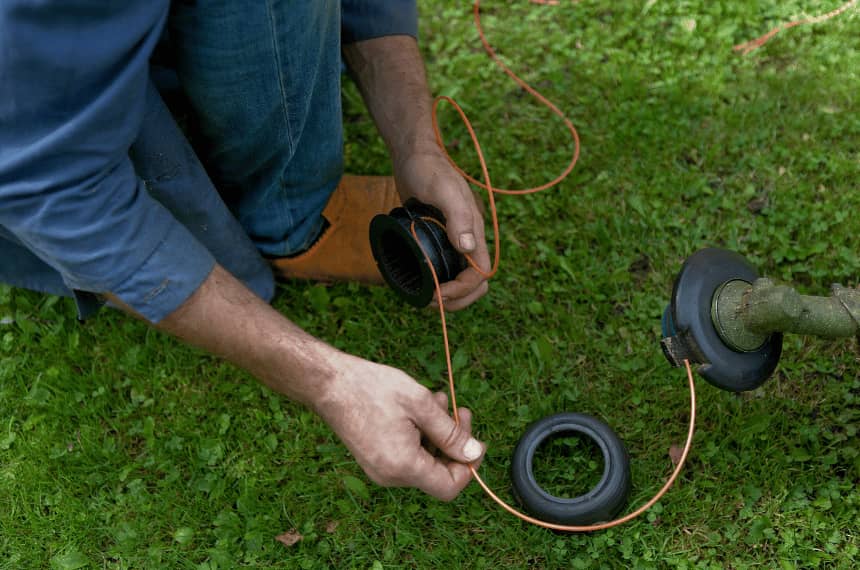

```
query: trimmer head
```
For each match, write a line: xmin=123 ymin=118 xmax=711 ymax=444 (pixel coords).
xmin=661 ymin=248 xmax=782 ymax=392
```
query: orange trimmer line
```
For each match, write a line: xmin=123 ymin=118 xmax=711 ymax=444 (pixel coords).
xmin=734 ymin=0 xmax=857 ymax=55
xmin=410 ymin=0 xmax=853 ymax=530
xmin=409 ymin=0 xmax=697 ymax=531
xmin=412 ymin=217 xmax=697 ymax=532
xmin=466 ymin=361 xmax=696 ymax=532
xmin=432 ymin=0 xmax=580 ymax=198
xmin=429 ymin=0 xmax=582 ymax=280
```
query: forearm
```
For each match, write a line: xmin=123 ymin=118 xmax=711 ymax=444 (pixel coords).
xmin=343 ymin=35 xmax=491 ymax=309
xmin=111 ymin=263 xmax=485 ymax=500
xmin=343 ymin=35 xmax=438 ymax=160
xmin=109 ymin=264 xmax=339 ymax=407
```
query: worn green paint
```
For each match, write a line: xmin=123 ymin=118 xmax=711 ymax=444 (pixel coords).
xmin=711 ymin=279 xmax=770 ymax=352
xmin=714 ymin=277 xmax=860 ymax=346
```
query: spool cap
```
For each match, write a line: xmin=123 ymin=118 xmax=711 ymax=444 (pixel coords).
xmin=510 ymin=412 xmax=632 ymax=525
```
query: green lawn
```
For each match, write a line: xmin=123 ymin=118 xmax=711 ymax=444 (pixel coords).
xmin=2 ymin=1 xmax=858 ymax=568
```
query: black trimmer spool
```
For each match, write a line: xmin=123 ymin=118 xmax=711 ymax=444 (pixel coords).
xmin=369 ymin=198 xmax=466 ymax=308
xmin=661 ymin=248 xmax=783 ymax=392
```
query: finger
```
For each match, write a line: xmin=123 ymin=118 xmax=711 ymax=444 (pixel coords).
xmin=438 ymin=182 xmax=481 ymax=255
xmin=412 ymin=398 xmax=484 ymax=464
xmin=424 ymin=392 xmax=451 ymax=457
xmin=469 ymin=208 xmax=491 ymax=274
xmin=453 ymin=407 xmax=484 ymax=469
xmin=437 ymin=280 xmax=489 ymax=312
xmin=432 ymin=391 xmax=449 ymax=411
xmin=414 ymin=407 xmax=482 ymax=500
xmin=456 ymin=406 xmax=473 ymax=432
xmin=447 ymin=204 xmax=479 ymax=254
xmin=439 ymin=269 xmax=488 ymax=300
xmin=437 ymin=267 xmax=485 ymax=302
xmin=441 ymin=210 xmax=490 ymax=294
xmin=411 ymin=445 xmax=475 ymax=501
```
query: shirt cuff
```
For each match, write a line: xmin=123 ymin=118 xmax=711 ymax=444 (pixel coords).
xmin=105 ymin=219 xmax=216 ymax=324
xmin=341 ymin=0 xmax=418 ymax=43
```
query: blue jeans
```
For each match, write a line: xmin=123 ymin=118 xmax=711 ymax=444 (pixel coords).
xmin=0 ymin=81 xmax=276 ymax=318
xmin=0 ymin=0 xmax=343 ymax=318
xmin=167 ymin=0 xmax=344 ymax=257
xmin=0 ymin=0 xmax=344 ymax=316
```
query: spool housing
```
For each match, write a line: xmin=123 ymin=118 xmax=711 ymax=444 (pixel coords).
xmin=369 ymin=199 xmax=466 ymax=307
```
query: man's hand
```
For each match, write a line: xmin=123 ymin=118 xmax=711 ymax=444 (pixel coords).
xmin=343 ymin=35 xmax=490 ymax=311
xmin=394 ymin=151 xmax=491 ymax=311
xmin=316 ymin=352 xmax=485 ymax=501
xmin=122 ymin=264 xmax=484 ymax=501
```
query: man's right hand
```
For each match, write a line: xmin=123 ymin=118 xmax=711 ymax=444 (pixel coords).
xmin=132 ymin=264 xmax=482 ymax=501
xmin=315 ymin=352 xmax=485 ymax=501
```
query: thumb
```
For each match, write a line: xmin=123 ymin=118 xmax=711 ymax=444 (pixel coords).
xmin=441 ymin=201 xmax=478 ymax=254
xmin=415 ymin=401 xmax=484 ymax=463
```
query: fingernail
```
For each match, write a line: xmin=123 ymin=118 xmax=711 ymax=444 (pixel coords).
xmin=463 ymin=438 xmax=482 ymax=461
xmin=459 ymin=233 xmax=476 ymax=252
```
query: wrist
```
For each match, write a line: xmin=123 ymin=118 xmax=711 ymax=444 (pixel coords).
xmin=343 ymin=35 xmax=439 ymax=167
xmin=392 ymin=141 xmax=449 ymax=177
xmin=259 ymin=335 xmax=344 ymax=410
xmin=306 ymin=349 xmax=361 ymax=419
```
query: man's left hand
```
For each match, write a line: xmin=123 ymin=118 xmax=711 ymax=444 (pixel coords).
xmin=394 ymin=150 xmax=490 ymax=311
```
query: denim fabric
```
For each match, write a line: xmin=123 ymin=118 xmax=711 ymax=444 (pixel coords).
xmin=127 ymin=82 xmax=275 ymax=310
xmin=0 ymin=1 xmax=204 ymax=322
xmin=341 ymin=0 xmax=418 ymax=43
xmin=168 ymin=0 xmax=344 ymax=258
xmin=0 ymin=79 xmax=275 ymax=321
xmin=0 ymin=0 xmax=417 ymax=320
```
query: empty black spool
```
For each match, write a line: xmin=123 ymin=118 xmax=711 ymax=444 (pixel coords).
xmin=369 ymin=199 xmax=466 ymax=307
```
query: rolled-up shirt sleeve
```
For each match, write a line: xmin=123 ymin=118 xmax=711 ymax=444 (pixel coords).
xmin=0 ymin=1 xmax=215 ymax=323
xmin=341 ymin=0 xmax=418 ymax=43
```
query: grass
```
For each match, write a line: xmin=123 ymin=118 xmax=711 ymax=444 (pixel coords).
xmin=2 ymin=1 xmax=859 ymax=568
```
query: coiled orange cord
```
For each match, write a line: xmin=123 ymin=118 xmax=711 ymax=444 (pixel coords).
xmin=411 ymin=0 xmax=698 ymax=531
xmin=734 ymin=0 xmax=857 ymax=54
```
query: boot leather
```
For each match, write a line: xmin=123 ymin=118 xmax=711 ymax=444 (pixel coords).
xmin=269 ymin=174 xmax=401 ymax=284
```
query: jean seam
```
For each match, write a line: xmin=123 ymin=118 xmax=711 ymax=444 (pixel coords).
xmin=264 ymin=0 xmax=295 ymax=156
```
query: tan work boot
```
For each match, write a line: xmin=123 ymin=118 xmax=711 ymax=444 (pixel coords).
xmin=269 ymin=175 xmax=401 ymax=284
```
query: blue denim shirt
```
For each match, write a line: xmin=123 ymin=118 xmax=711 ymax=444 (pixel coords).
xmin=0 ymin=1 xmax=417 ymax=323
